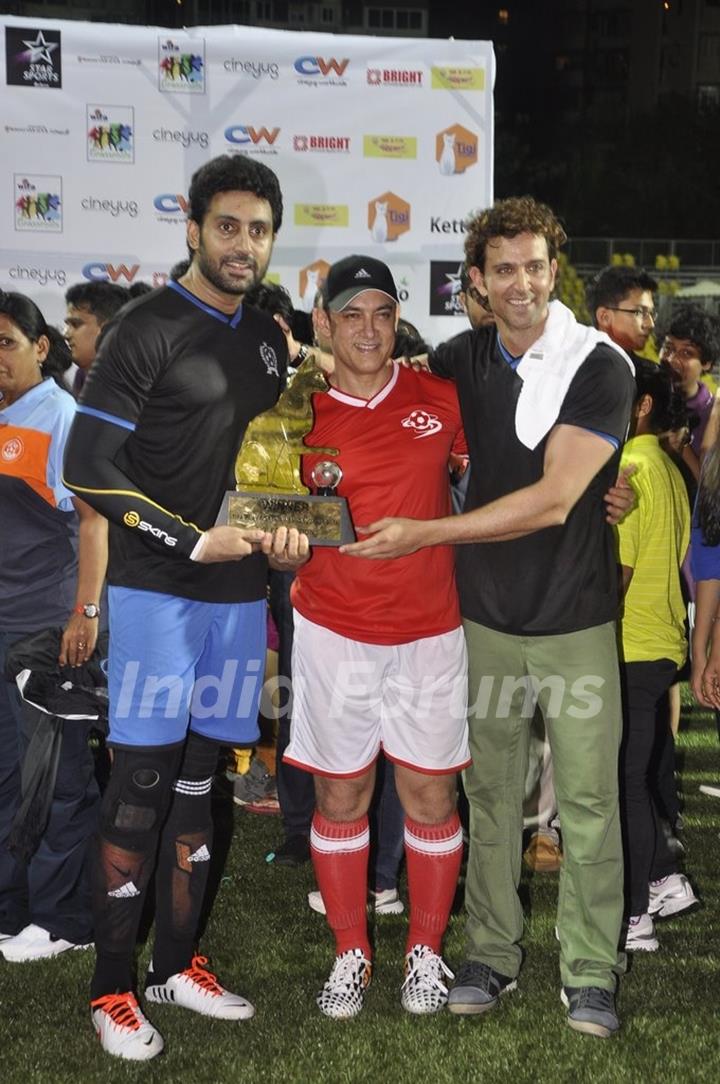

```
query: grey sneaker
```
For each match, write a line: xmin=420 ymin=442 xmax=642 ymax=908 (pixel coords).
xmin=561 ymin=986 xmax=619 ymax=1039
xmin=648 ymin=873 xmax=699 ymax=919
xmin=227 ymin=756 xmax=277 ymax=807
xmin=447 ymin=960 xmax=517 ymax=1015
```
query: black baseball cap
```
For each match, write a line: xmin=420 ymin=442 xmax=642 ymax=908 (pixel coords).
xmin=323 ymin=254 xmax=399 ymax=312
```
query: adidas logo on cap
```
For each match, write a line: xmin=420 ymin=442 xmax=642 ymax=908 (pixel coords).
xmin=324 ymin=254 xmax=399 ymax=311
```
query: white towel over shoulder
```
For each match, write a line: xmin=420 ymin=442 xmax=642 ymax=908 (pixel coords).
xmin=514 ymin=300 xmax=634 ymax=451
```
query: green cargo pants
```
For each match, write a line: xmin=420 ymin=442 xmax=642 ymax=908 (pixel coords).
xmin=462 ymin=618 xmax=626 ymax=990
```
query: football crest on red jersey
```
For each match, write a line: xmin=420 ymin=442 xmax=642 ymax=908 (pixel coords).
xmin=401 ymin=409 xmax=442 ymax=438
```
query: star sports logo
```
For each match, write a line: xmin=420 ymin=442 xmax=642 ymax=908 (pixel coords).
xmin=6 ymin=28 xmax=62 ymax=88
xmin=401 ymin=410 xmax=443 ymax=439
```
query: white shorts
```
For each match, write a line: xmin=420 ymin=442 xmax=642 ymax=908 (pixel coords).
xmin=285 ymin=612 xmax=470 ymax=777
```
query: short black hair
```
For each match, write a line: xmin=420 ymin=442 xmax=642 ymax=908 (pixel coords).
xmin=243 ymin=280 xmax=294 ymax=324
xmin=586 ymin=266 xmax=658 ymax=326
xmin=64 ymin=281 xmax=130 ymax=323
xmin=0 ymin=289 xmax=72 ymax=388
xmin=633 ymin=357 xmax=687 ymax=434
xmin=187 ymin=154 xmax=283 ymax=234
xmin=658 ymin=304 xmax=720 ymax=365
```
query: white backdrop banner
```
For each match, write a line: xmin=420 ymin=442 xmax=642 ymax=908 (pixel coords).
xmin=1 ymin=16 xmax=494 ymax=342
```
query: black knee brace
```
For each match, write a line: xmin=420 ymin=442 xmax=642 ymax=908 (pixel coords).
xmin=100 ymin=744 xmax=184 ymax=849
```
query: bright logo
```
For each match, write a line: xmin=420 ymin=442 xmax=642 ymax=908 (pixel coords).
xmin=368 ymin=192 xmax=411 ymax=244
xmin=298 ymin=260 xmax=330 ymax=313
xmin=158 ymin=37 xmax=205 ymax=94
xmin=123 ymin=511 xmax=140 ymax=527
xmin=14 ymin=174 xmax=62 ymax=233
xmin=1 ymin=437 xmax=24 ymax=462
xmin=82 ymin=262 xmax=139 ymax=283
xmin=431 ymin=66 xmax=485 ymax=91
xmin=401 ymin=410 xmax=443 ymax=439
xmin=436 ymin=124 xmax=479 ymax=176
xmin=367 ymin=67 xmax=423 ymax=87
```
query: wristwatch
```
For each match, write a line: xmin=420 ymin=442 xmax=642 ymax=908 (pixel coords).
xmin=74 ymin=603 xmax=100 ymax=619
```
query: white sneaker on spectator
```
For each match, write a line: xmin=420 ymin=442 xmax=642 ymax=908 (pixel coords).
xmin=648 ymin=873 xmax=699 ymax=918
xmin=699 ymin=783 xmax=720 ymax=799
xmin=0 ymin=923 xmax=92 ymax=962
xmin=624 ymin=912 xmax=659 ymax=952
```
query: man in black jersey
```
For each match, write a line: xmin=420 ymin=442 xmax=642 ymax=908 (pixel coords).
xmin=63 ymin=155 xmax=308 ymax=1061
xmin=342 ymin=197 xmax=635 ymax=1039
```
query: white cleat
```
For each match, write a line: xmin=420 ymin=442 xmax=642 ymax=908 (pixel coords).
xmin=401 ymin=944 xmax=454 ymax=1014
xmin=91 ymin=992 xmax=164 ymax=1061
xmin=316 ymin=948 xmax=372 ymax=1019
xmin=145 ymin=955 xmax=254 ymax=1020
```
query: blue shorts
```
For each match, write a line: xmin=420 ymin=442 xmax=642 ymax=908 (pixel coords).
xmin=107 ymin=586 xmax=267 ymax=748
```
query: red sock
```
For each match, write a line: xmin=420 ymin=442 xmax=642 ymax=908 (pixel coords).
xmin=404 ymin=812 xmax=463 ymax=954
xmin=310 ymin=811 xmax=371 ymax=958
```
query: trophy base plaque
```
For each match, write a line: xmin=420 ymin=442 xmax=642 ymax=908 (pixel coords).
xmin=216 ymin=490 xmax=355 ymax=547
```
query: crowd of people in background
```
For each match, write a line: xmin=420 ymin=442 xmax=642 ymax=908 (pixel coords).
xmin=1 ymin=153 xmax=719 ymax=1061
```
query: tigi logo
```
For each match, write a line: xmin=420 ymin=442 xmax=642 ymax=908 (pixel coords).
xmin=83 ymin=261 xmax=140 ymax=283
xmin=14 ymin=175 xmax=62 ymax=233
xmin=1 ymin=437 xmax=24 ymax=462
xmin=225 ymin=126 xmax=280 ymax=156
xmin=260 ymin=343 xmax=279 ymax=377
xmin=401 ymin=410 xmax=443 ymax=439
xmin=368 ymin=192 xmax=411 ymax=244
xmin=159 ymin=37 xmax=205 ymax=94
xmin=5 ymin=28 xmax=62 ymax=88
xmin=298 ymin=261 xmax=330 ymax=313
xmin=294 ymin=56 xmax=349 ymax=86
xmin=86 ymin=105 xmax=134 ymax=163
xmin=436 ymin=125 xmax=478 ymax=176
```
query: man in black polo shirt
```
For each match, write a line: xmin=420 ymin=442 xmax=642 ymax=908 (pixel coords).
xmin=342 ymin=197 xmax=635 ymax=1038
xmin=64 ymin=155 xmax=308 ymax=1061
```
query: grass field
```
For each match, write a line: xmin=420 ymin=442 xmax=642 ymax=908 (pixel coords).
xmin=4 ymin=700 xmax=719 ymax=1084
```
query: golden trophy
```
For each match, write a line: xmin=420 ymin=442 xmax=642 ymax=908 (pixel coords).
xmin=215 ymin=357 xmax=355 ymax=546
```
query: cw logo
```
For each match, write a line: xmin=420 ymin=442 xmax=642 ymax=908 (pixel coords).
xmin=82 ymin=262 xmax=139 ymax=283
xmin=123 ymin=511 xmax=140 ymax=527
xmin=154 ymin=193 xmax=188 ymax=214
xmin=224 ymin=125 xmax=280 ymax=145
xmin=294 ymin=56 xmax=349 ymax=77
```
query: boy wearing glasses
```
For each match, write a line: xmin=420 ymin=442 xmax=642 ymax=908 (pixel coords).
xmin=587 ymin=265 xmax=657 ymax=357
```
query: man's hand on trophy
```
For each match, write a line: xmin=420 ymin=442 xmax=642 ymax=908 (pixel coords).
xmin=191 ymin=526 xmax=268 ymax=563
xmin=262 ymin=526 xmax=311 ymax=571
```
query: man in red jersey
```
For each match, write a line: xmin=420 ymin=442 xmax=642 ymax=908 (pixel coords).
xmin=285 ymin=255 xmax=468 ymax=1020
